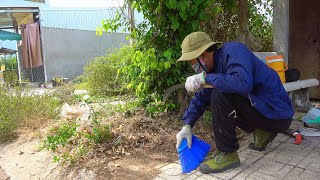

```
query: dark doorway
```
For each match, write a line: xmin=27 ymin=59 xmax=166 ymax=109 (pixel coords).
xmin=289 ymin=0 xmax=320 ymax=99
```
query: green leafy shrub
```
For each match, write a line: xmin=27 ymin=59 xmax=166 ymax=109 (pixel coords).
xmin=143 ymin=93 xmax=176 ymax=117
xmin=97 ymin=0 xmax=215 ymax=113
xmin=3 ymin=70 xmax=19 ymax=86
xmin=121 ymin=48 xmax=186 ymax=97
xmin=41 ymin=101 xmax=112 ymax=166
xmin=41 ymin=119 xmax=90 ymax=165
xmin=97 ymin=0 xmax=273 ymax=114
xmin=43 ymin=120 xmax=78 ymax=151
xmin=83 ymin=45 xmax=134 ymax=97
xmin=0 ymin=56 xmax=17 ymax=70
xmin=249 ymin=0 xmax=273 ymax=51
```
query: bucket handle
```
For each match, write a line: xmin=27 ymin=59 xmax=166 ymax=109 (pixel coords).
xmin=266 ymin=59 xmax=288 ymax=72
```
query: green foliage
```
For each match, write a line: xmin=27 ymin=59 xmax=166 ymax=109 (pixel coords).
xmin=43 ymin=120 xmax=77 ymax=151
xmin=96 ymin=0 xmax=273 ymax=113
xmin=0 ymin=57 xmax=19 ymax=86
xmin=121 ymin=48 xmax=185 ymax=98
xmin=0 ymin=86 xmax=61 ymax=142
xmin=138 ymin=93 xmax=176 ymax=116
xmin=98 ymin=0 xmax=214 ymax=110
xmin=128 ymin=0 xmax=214 ymax=51
xmin=202 ymin=110 xmax=212 ymax=125
xmin=83 ymin=45 xmax=134 ymax=96
xmin=41 ymin=100 xmax=112 ymax=166
xmin=0 ymin=56 xmax=17 ymax=70
xmin=3 ymin=70 xmax=19 ymax=86
xmin=249 ymin=0 xmax=273 ymax=51
xmin=96 ymin=12 xmax=122 ymax=36
xmin=83 ymin=98 xmax=112 ymax=143
xmin=202 ymin=0 xmax=239 ymax=42
xmin=203 ymin=0 xmax=273 ymax=51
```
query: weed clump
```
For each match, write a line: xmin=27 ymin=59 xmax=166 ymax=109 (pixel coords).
xmin=0 ymin=86 xmax=61 ymax=142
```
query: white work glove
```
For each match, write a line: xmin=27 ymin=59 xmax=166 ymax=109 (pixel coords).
xmin=176 ymin=125 xmax=192 ymax=149
xmin=185 ymin=72 xmax=206 ymax=92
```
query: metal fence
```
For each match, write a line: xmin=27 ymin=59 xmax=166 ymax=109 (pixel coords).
xmin=18 ymin=46 xmax=45 ymax=83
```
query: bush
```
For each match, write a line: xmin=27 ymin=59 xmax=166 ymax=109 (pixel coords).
xmin=0 ymin=86 xmax=61 ymax=142
xmin=0 ymin=56 xmax=17 ymax=70
xmin=3 ymin=70 xmax=19 ymax=86
xmin=98 ymin=0 xmax=212 ymax=114
xmin=83 ymin=45 xmax=134 ymax=97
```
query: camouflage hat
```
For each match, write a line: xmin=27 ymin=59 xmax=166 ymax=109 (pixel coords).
xmin=177 ymin=32 xmax=221 ymax=62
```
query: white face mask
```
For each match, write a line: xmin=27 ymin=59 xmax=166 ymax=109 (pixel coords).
xmin=191 ymin=56 xmax=208 ymax=73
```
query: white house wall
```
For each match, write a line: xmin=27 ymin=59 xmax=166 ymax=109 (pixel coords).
xmin=41 ymin=27 xmax=128 ymax=81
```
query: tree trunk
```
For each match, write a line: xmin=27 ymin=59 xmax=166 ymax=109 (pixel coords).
xmin=238 ymin=0 xmax=263 ymax=51
xmin=128 ymin=2 xmax=135 ymax=45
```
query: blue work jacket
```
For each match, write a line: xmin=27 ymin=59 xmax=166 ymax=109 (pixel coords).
xmin=182 ymin=42 xmax=294 ymax=127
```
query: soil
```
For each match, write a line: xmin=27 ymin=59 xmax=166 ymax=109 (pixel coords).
xmin=0 ymin=110 xmax=248 ymax=180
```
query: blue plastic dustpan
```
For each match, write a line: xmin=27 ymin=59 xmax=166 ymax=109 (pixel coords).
xmin=177 ymin=135 xmax=211 ymax=173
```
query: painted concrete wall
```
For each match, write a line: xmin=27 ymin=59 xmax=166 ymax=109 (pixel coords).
xmin=273 ymin=0 xmax=289 ymax=63
xmin=41 ymin=27 xmax=128 ymax=81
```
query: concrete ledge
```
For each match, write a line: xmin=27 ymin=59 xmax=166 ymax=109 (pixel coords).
xmin=253 ymin=52 xmax=278 ymax=63
xmin=284 ymin=79 xmax=319 ymax=92
xmin=284 ymin=79 xmax=319 ymax=111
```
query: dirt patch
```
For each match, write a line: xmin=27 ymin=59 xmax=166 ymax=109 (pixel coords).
xmin=69 ymin=145 xmax=178 ymax=180
xmin=0 ymin=109 xmax=249 ymax=180
xmin=67 ymin=111 xmax=199 ymax=179
xmin=0 ymin=111 xmax=184 ymax=179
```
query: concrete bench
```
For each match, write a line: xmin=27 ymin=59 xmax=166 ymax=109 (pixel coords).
xmin=284 ymin=79 xmax=319 ymax=111
xmin=253 ymin=52 xmax=320 ymax=111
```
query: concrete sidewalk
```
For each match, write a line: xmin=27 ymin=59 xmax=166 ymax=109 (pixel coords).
xmin=154 ymin=121 xmax=320 ymax=180
xmin=0 ymin=166 xmax=9 ymax=180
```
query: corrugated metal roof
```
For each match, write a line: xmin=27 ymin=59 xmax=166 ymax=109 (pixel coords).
xmin=25 ymin=0 xmax=45 ymax=3
xmin=40 ymin=8 xmax=133 ymax=32
xmin=1 ymin=0 xmax=47 ymax=8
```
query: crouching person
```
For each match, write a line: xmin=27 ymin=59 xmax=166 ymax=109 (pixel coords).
xmin=175 ymin=32 xmax=294 ymax=174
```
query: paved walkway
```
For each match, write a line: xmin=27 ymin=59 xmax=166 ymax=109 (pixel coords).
xmin=0 ymin=166 xmax=9 ymax=180
xmin=154 ymin=120 xmax=320 ymax=180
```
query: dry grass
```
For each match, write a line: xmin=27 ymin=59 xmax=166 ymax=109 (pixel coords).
xmin=0 ymin=86 xmax=61 ymax=142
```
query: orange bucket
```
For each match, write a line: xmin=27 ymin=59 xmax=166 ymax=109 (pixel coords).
xmin=266 ymin=55 xmax=288 ymax=84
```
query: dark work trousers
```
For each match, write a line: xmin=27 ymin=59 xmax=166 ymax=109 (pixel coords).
xmin=210 ymin=89 xmax=292 ymax=152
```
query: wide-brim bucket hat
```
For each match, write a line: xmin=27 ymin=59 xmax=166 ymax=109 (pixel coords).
xmin=177 ymin=32 xmax=221 ymax=62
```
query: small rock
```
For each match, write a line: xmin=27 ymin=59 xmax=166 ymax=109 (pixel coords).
xmin=111 ymin=156 xmax=119 ymax=160
xmin=97 ymin=147 xmax=106 ymax=152
xmin=106 ymin=150 xmax=112 ymax=155
xmin=83 ymin=95 xmax=90 ymax=101
xmin=74 ymin=90 xmax=88 ymax=95
xmin=19 ymin=151 xmax=24 ymax=155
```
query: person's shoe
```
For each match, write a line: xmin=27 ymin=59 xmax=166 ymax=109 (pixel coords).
xmin=199 ymin=151 xmax=240 ymax=174
xmin=248 ymin=129 xmax=278 ymax=151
